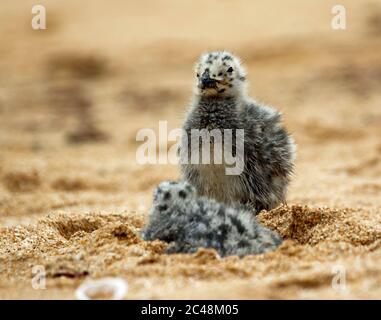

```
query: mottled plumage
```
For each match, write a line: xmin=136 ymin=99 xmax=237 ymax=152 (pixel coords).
xmin=180 ymin=51 xmax=296 ymax=212
xmin=142 ymin=181 xmax=282 ymax=257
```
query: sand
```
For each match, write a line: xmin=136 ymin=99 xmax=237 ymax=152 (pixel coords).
xmin=0 ymin=0 xmax=381 ymax=299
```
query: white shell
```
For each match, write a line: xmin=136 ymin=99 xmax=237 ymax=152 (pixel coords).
xmin=75 ymin=277 xmax=128 ymax=300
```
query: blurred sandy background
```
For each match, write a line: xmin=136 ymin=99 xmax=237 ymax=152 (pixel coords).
xmin=0 ymin=0 xmax=381 ymax=299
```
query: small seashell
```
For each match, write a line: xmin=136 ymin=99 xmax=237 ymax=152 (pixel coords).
xmin=75 ymin=277 xmax=128 ymax=300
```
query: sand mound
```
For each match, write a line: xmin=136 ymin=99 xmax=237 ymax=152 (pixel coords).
xmin=0 ymin=213 xmax=146 ymax=257
xmin=259 ymin=205 xmax=381 ymax=245
xmin=1 ymin=204 xmax=381 ymax=299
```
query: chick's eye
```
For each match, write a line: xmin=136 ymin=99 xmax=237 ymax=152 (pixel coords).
xmin=227 ymin=67 xmax=234 ymax=73
xmin=196 ymin=73 xmax=200 ymax=78
xmin=218 ymin=72 xmax=223 ymax=76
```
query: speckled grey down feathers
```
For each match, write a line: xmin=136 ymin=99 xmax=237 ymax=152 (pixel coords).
xmin=142 ymin=181 xmax=282 ymax=257
xmin=180 ymin=51 xmax=296 ymax=212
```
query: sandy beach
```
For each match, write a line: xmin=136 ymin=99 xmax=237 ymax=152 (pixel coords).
xmin=0 ymin=0 xmax=381 ymax=299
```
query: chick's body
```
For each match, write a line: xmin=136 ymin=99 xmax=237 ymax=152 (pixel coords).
xmin=180 ymin=51 xmax=296 ymax=212
xmin=142 ymin=181 xmax=282 ymax=257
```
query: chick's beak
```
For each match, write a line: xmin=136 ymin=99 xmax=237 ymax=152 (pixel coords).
xmin=200 ymin=74 xmax=218 ymax=89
